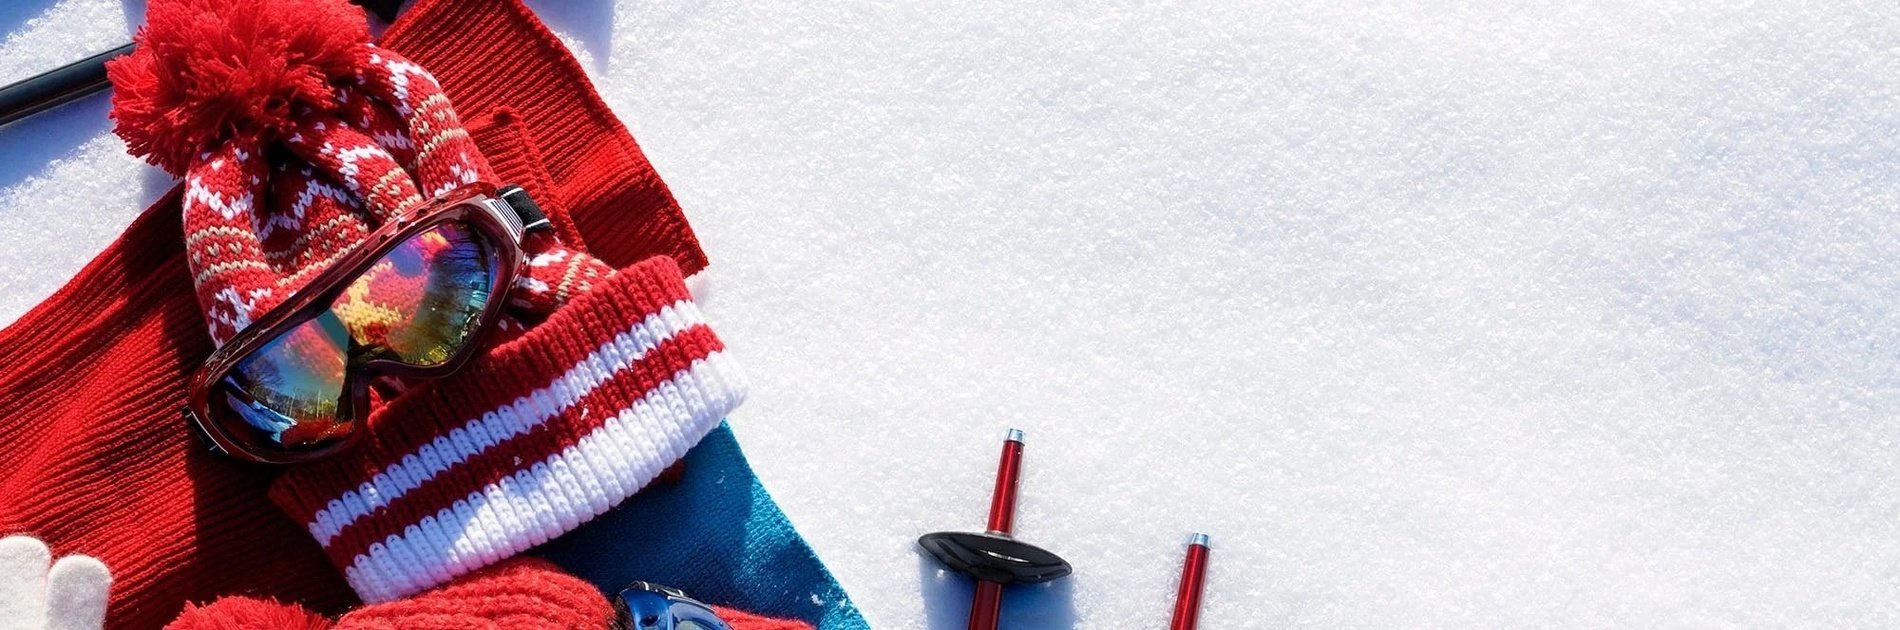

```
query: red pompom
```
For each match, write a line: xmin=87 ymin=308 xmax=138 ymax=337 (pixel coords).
xmin=164 ymin=596 xmax=333 ymax=630
xmin=107 ymin=0 xmax=370 ymax=175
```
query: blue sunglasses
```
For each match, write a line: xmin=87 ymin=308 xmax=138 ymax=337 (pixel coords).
xmin=613 ymin=582 xmax=733 ymax=630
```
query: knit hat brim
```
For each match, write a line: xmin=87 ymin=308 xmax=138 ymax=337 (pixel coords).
xmin=269 ymin=255 xmax=746 ymax=602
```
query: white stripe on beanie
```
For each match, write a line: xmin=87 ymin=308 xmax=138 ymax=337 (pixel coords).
xmin=304 ymin=300 xmax=709 ymax=547
xmin=342 ymin=354 xmax=745 ymax=602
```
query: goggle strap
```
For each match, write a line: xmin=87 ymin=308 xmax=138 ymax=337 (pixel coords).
xmin=497 ymin=185 xmax=553 ymax=234
xmin=183 ymin=407 xmax=227 ymax=455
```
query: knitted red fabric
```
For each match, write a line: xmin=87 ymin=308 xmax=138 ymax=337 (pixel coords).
xmin=327 ymin=557 xmax=614 ymax=629
xmin=163 ymin=558 xmax=610 ymax=630
xmin=381 ymin=5 xmax=705 ymax=273
xmin=165 ymin=558 xmax=812 ymax=630
xmin=168 ymin=597 xmax=334 ymax=630
xmin=0 ymin=0 xmax=709 ymax=627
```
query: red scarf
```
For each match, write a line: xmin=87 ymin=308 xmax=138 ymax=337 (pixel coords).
xmin=0 ymin=0 xmax=705 ymax=626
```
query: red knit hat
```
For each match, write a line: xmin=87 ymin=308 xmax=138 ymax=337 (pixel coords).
xmin=109 ymin=0 xmax=546 ymax=345
xmin=106 ymin=0 xmax=745 ymax=604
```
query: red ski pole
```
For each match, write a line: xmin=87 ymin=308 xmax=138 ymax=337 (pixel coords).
xmin=919 ymin=429 xmax=1072 ymax=630
xmin=1169 ymin=533 xmax=1211 ymax=630
xmin=967 ymin=429 xmax=1024 ymax=628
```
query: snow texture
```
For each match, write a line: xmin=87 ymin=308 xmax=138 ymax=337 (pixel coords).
xmin=5 ymin=0 xmax=1900 ymax=627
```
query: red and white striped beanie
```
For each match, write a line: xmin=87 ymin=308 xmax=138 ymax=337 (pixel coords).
xmin=107 ymin=0 xmax=744 ymax=602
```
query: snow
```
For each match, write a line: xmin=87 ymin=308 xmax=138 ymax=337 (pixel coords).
xmin=6 ymin=0 xmax=1900 ymax=627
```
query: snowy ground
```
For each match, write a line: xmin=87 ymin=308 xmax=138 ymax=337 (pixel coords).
xmin=6 ymin=1 xmax=1900 ymax=627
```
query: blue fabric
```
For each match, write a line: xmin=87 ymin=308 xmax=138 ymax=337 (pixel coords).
xmin=534 ymin=422 xmax=869 ymax=629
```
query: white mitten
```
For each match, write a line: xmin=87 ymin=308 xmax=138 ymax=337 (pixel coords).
xmin=0 ymin=536 xmax=111 ymax=630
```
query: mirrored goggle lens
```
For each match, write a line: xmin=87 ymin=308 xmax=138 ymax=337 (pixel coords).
xmin=615 ymin=588 xmax=732 ymax=630
xmin=216 ymin=312 xmax=354 ymax=455
xmin=331 ymin=221 xmax=497 ymax=366
xmin=210 ymin=221 xmax=499 ymax=456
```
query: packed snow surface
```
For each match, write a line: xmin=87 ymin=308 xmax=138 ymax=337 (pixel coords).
xmin=5 ymin=1 xmax=1899 ymax=627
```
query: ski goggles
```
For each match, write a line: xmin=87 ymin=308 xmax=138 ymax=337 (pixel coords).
xmin=185 ymin=186 xmax=548 ymax=464
xmin=612 ymin=582 xmax=734 ymax=630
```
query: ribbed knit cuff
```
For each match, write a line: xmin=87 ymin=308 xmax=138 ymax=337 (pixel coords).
xmin=269 ymin=255 xmax=746 ymax=603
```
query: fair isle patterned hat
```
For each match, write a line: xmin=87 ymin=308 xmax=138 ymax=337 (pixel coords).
xmin=107 ymin=0 xmax=744 ymax=602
